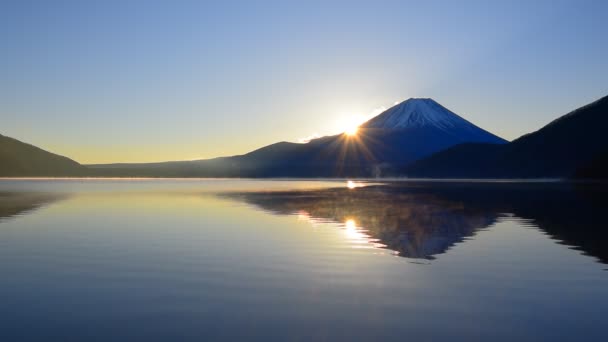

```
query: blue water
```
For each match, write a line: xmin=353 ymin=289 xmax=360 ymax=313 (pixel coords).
xmin=0 ymin=179 xmax=606 ymax=341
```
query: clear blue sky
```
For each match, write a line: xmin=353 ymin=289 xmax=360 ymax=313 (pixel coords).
xmin=1 ymin=0 xmax=607 ymax=163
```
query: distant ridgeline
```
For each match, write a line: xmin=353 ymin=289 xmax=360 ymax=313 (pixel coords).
xmin=2 ymin=95 xmax=608 ymax=179
xmin=86 ymin=99 xmax=507 ymax=178
xmin=0 ymin=134 xmax=85 ymax=177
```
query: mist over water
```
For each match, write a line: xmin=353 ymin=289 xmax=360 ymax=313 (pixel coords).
xmin=0 ymin=179 xmax=607 ymax=341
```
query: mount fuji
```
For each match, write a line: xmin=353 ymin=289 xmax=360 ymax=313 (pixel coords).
xmin=362 ymin=98 xmax=505 ymax=143
xmin=89 ymin=98 xmax=507 ymax=177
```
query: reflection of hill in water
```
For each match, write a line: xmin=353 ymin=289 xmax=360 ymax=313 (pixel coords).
xmin=225 ymin=182 xmax=608 ymax=264
xmin=0 ymin=192 xmax=67 ymax=222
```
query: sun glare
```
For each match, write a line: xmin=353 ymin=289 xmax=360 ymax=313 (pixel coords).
xmin=339 ymin=116 xmax=361 ymax=136
xmin=344 ymin=124 xmax=359 ymax=136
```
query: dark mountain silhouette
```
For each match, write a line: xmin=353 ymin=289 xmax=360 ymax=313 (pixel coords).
xmin=7 ymin=95 xmax=607 ymax=179
xmin=406 ymin=95 xmax=608 ymax=178
xmin=0 ymin=134 xmax=86 ymax=177
xmin=574 ymin=148 xmax=608 ymax=179
xmin=88 ymin=98 xmax=506 ymax=177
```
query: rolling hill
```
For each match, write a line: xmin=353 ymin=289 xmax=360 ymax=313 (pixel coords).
xmin=0 ymin=134 xmax=85 ymax=177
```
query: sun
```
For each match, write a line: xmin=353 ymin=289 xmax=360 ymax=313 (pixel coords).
xmin=342 ymin=117 xmax=360 ymax=136
xmin=336 ymin=114 xmax=362 ymax=136
xmin=344 ymin=124 xmax=359 ymax=136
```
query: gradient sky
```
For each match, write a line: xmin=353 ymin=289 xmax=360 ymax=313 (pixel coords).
xmin=2 ymin=0 xmax=607 ymax=164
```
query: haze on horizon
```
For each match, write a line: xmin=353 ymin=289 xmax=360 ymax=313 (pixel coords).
xmin=1 ymin=0 xmax=607 ymax=164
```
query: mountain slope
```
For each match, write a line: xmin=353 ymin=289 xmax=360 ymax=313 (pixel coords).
xmin=362 ymin=98 xmax=506 ymax=144
xmin=406 ymin=95 xmax=608 ymax=178
xmin=89 ymin=98 xmax=507 ymax=177
xmin=0 ymin=134 xmax=85 ymax=177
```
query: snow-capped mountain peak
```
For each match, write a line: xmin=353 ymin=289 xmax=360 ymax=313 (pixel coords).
xmin=360 ymin=98 xmax=506 ymax=144
xmin=362 ymin=98 xmax=465 ymax=130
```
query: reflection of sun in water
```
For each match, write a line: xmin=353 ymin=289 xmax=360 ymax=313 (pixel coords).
xmin=343 ymin=219 xmax=367 ymax=243
xmin=342 ymin=218 xmax=388 ymax=250
xmin=297 ymin=210 xmax=310 ymax=221
xmin=345 ymin=219 xmax=356 ymax=229
xmin=347 ymin=180 xmax=356 ymax=189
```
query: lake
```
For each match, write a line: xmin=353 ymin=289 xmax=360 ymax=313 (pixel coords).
xmin=0 ymin=179 xmax=607 ymax=341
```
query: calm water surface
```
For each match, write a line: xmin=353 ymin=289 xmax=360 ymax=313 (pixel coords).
xmin=0 ymin=179 xmax=607 ymax=341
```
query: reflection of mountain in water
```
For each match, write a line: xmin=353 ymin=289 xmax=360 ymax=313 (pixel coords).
xmin=225 ymin=186 xmax=499 ymax=259
xmin=0 ymin=192 xmax=67 ymax=222
xmin=224 ymin=182 xmax=608 ymax=264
